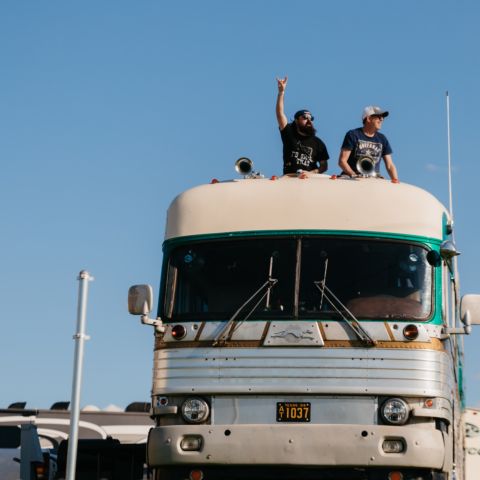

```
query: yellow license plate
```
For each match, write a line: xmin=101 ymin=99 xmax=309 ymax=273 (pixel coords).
xmin=276 ymin=402 xmax=311 ymax=422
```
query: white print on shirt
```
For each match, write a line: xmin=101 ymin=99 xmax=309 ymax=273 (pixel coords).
xmin=355 ymin=139 xmax=383 ymax=163
xmin=291 ymin=144 xmax=313 ymax=167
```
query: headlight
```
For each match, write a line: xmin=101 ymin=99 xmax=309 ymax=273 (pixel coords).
xmin=181 ymin=398 xmax=210 ymax=423
xmin=381 ymin=398 xmax=410 ymax=425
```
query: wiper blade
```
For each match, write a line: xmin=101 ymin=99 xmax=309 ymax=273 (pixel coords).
xmin=314 ymin=281 xmax=377 ymax=347
xmin=213 ymin=278 xmax=278 ymax=346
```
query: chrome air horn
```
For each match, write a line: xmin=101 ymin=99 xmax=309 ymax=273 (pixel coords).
xmin=356 ymin=156 xmax=378 ymax=177
xmin=235 ymin=157 xmax=253 ymax=175
xmin=234 ymin=157 xmax=264 ymax=178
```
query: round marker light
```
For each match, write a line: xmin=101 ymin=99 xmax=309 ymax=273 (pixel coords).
xmin=424 ymin=398 xmax=434 ymax=408
xmin=171 ymin=324 xmax=187 ymax=340
xmin=210 ymin=178 xmax=219 ymax=184
xmin=181 ymin=398 xmax=210 ymax=424
xmin=381 ymin=398 xmax=410 ymax=425
xmin=189 ymin=470 xmax=204 ymax=480
xmin=403 ymin=324 xmax=419 ymax=340
xmin=388 ymin=472 xmax=403 ymax=480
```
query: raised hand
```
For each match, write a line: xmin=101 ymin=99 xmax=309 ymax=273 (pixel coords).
xmin=276 ymin=76 xmax=288 ymax=93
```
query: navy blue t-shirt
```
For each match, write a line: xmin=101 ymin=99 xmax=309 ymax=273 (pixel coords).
xmin=341 ymin=128 xmax=392 ymax=174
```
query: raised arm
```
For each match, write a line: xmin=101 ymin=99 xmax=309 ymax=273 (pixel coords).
xmin=276 ymin=76 xmax=288 ymax=130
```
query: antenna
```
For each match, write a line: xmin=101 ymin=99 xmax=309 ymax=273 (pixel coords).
xmin=446 ymin=91 xmax=454 ymax=224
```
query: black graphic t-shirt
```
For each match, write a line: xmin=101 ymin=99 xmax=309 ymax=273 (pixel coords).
xmin=341 ymin=128 xmax=393 ymax=174
xmin=280 ymin=123 xmax=329 ymax=174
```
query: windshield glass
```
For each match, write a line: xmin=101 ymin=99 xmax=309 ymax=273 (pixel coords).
xmin=163 ymin=238 xmax=296 ymax=320
xmin=162 ymin=237 xmax=433 ymax=321
xmin=300 ymin=238 xmax=432 ymax=320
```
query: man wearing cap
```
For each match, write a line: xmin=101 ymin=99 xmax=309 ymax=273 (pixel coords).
xmin=338 ymin=106 xmax=399 ymax=182
xmin=276 ymin=76 xmax=329 ymax=175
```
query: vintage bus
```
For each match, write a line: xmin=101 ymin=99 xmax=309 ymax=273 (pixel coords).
xmin=129 ymin=167 xmax=480 ymax=480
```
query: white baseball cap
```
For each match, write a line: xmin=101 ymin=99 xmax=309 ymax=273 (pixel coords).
xmin=362 ymin=106 xmax=389 ymax=121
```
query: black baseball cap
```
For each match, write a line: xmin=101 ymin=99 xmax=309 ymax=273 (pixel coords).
xmin=294 ymin=109 xmax=314 ymax=121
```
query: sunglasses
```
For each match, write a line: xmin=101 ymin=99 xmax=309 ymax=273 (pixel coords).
xmin=300 ymin=114 xmax=314 ymax=121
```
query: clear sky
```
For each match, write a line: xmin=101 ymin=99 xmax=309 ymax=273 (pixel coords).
xmin=2 ymin=0 xmax=480 ymax=410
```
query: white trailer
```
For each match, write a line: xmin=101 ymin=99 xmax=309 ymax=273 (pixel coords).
xmin=464 ymin=408 xmax=480 ymax=479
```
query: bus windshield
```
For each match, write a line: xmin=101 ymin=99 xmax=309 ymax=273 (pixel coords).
xmin=162 ymin=237 xmax=433 ymax=321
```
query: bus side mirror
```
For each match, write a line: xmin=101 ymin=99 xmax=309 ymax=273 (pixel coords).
xmin=461 ymin=294 xmax=480 ymax=325
xmin=128 ymin=284 xmax=153 ymax=315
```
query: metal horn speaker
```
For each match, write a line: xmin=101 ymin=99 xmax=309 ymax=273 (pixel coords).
xmin=235 ymin=157 xmax=253 ymax=176
xmin=356 ymin=156 xmax=377 ymax=177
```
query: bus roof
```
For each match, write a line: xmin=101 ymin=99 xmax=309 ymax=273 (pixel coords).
xmin=165 ymin=174 xmax=449 ymax=242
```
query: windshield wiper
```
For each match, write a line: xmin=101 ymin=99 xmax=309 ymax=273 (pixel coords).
xmin=213 ymin=277 xmax=278 ymax=346
xmin=314 ymin=280 xmax=377 ymax=347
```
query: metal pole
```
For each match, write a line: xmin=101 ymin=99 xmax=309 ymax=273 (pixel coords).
xmin=446 ymin=91 xmax=454 ymax=223
xmin=66 ymin=270 xmax=93 ymax=480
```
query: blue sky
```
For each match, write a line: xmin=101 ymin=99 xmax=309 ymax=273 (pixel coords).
xmin=2 ymin=0 xmax=480 ymax=409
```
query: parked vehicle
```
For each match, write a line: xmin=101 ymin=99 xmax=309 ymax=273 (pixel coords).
xmin=0 ymin=401 xmax=153 ymax=479
xmin=464 ymin=408 xmax=480 ymax=479
xmin=130 ymin=165 xmax=480 ymax=480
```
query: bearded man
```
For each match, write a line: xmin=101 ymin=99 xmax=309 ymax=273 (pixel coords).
xmin=276 ymin=76 xmax=329 ymax=175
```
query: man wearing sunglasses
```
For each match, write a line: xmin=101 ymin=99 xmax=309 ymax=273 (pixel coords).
xmin=276 ymin=76 xmax=329 ymax=175
xmin=338 ymin=106 xmax=399 ymax=182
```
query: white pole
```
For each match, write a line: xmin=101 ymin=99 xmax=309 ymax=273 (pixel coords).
xmin=446 ymin=91 xmax=454 ymax=222
xmin=65 ymin=270 xmax=93 ymax=480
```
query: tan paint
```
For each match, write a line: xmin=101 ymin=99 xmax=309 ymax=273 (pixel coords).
xmin=165 ymin=175 xmax=449 ymax=240
xmin=155 ymin=337 xmax=445 ymax=351
xmin=384 ymin=321 xmax=396 ymax=341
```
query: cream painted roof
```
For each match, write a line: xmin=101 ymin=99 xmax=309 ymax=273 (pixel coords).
xmin=165 ymin=174 xmax=449 ymax=241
